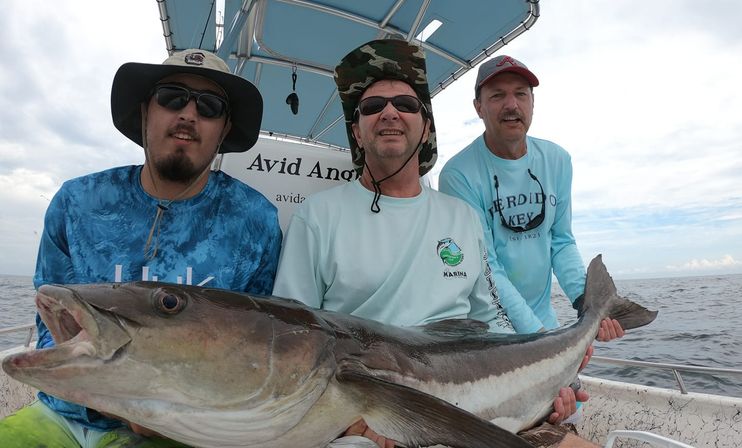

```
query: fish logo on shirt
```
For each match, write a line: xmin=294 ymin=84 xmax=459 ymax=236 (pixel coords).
xmin=437 ymin=238 xmax=464 ymax=267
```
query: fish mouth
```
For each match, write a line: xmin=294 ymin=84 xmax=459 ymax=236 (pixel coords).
xmin=5 ymin=285 xmax=132 ymax=374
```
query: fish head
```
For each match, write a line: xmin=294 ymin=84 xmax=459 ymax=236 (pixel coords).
xmin=2 ymin=282 xmax=337 ymax=444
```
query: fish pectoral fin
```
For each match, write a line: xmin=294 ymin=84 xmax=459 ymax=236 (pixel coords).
xmin=419 ymin=318 xmax=490 ymax=338
xmin=336 ymin=364 xmax=534 ymax=448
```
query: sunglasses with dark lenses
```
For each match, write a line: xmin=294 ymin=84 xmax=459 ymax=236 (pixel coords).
xmin=357 ymin=95 xmax=424 ymax=116
xmin=493 ymin=169 xmax=546 ymax=233
xmin=152 ymin=84 xmax=229 ymax=119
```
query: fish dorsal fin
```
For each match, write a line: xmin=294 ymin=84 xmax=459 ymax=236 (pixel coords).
xmin=420 ymin=318 xmax=489 ymax=338
xmin=336 ymin=361 xmax=534 ymax=448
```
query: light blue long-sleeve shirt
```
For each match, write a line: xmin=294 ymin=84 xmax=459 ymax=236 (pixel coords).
xmin=439 ymin=135 xmax=585 ymax=333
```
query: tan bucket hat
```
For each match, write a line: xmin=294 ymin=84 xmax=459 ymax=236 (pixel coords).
xmin=111 ymin=49 xmax=263 ymax=153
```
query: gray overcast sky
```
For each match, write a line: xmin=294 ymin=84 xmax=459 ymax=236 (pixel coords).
xmin=1 ymin=0 xmax=741 ymax=279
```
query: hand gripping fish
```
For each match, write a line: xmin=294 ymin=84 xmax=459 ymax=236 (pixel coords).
xmin=3 ymin=255 xmax=657 ymax=448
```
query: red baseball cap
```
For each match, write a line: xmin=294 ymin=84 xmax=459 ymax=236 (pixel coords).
xmin=475 ymin=55 xmax=539 ymax=95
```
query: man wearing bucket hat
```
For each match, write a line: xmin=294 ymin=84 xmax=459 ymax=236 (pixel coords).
xmin=439 ymin=55 xmax=624 ymax=340
xmin=0 ymin=49 xmax=281 ymax=447
xmin=273 ymin=40 xmax=581 ymax=448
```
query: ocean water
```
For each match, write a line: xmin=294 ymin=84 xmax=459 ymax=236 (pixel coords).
xmin=1 ymin=273 xmax=741 ymax=397
xmin=552 ymin=274 xmax=742 ymax=398
xmin=0 ymin=275 xmax=37 ymax=350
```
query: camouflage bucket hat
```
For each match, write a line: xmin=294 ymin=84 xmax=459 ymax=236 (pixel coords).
xmin=334 ymin=38 xmax=437 ymax=176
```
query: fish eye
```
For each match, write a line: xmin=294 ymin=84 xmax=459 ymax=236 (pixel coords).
xmin=153 ymin=289 xmax=187 ymax=315
xmin=162 ymin=294 xmax=179 ymax=309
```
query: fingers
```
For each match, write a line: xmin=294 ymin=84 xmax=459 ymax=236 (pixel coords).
xmin=548 ymin=387 xmax=575 ymax=425
xmin=547 ymin=396 xmax=564 ymax=424
xmin=561 ymin=387 xmax=577 ymax=418
xmin=612 ymin=319 xmax=625 ymax=338
xmin=363 ymin=426 xmax=396 ymax=448
xmin=579 ymin=344 xmax=593 ymax=371
xmin=129 ymin=422 xmax=163 ymax=437
xmin=596 ymin=319 xmax=610 ymax=341
xmin=596 ymin=318 xmax=625 ymax=342
xmin=579 ymin=353 xmax=590 ymax=371
xmin=344 ymin=418 xmax=398 ymax=448
xmin=344 ymin=419 xmax=368 ymax=437
xmin=548 ymin=387 xmax=578 ymax=425
xmin=575 ymin=388 xmax=589 ymax=402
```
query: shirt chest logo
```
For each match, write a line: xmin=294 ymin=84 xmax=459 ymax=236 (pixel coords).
xmin=437 ymin=238 xmax=468 ymax=279
xmin=437 ymin=238 xmax=464 ymax=266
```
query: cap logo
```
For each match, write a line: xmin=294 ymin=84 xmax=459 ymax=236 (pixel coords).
xmin=184 ymin=52 xmax=206 ymax=66
xmin=496 ymin=56 xmax=519 ymax=68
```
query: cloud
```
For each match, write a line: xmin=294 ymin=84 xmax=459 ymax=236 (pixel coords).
xmin=429 ymin=0 xmax=742 ymax=279
xmin=667 ymin=255 xmax=742 ymax=272
xmin=0 ymin=0 xmax=164 ymax=275
xmin=1 ymin=0 xmax=741 ymax=279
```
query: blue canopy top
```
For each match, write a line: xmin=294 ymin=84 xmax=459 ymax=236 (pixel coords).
xmin=157 ymin=0 xmax=539 ymax=150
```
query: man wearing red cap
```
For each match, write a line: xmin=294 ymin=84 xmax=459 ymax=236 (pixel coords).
xmin=440 ymin=55 xmax=623 ymax=337
xmin=439 ymin=56 xmax=624 ymax=426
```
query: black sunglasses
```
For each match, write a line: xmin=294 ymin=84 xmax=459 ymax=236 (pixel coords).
xmin=356 ymin=95 xmax=425 ymax=116
xmin=152 ymin=84 xmax=229 ymax=119
xmin=493 ymin=169 xmax=546 ymax=233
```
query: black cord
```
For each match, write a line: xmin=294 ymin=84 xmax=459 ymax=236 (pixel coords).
xmin=198 ymin=0 xmax=216 ymax=49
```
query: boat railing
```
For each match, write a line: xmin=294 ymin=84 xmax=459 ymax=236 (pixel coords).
xmin=590 ymin=355 xmax=742 ymax=394
xmin=0 ymin=323 xmax=35 ymax=348
xmin=603 ymin=430 xmax=694 ymax=448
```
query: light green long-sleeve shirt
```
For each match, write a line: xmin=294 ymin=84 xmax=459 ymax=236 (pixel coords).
xmin=273 ymin=180 xmax=513 ymax=333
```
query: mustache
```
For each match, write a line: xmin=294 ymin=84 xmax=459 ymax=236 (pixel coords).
xmin=500 ymin=111 xmax=522 ymax=121
xmin=168 ymin=123 xmax=200 ymax=141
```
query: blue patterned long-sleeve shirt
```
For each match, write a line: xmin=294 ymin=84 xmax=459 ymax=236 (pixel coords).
xmin=33 ymin=165 xmax=281 ymax=430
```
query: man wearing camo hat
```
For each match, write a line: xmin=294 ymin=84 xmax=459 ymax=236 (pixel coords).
xmin=274 ymin=42 xmax=596 ymax=447
xmin=273 ymin=38 xmax=514 ymax=448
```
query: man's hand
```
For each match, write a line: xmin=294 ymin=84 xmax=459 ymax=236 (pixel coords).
xmin=344 ymin=419 xmax=397 ymax=448
xmin=581 ymin=319 xmax=624 ymax=372
xmin=579 ymin=344 xmax=594 ymax=371
xmin=548 ymin=341 xmax=596 ymax=425
xmin=547 ymin=386 xmax=589 ymax=425
xmin=128 ymin=422 xmax=165 ymax=438
xmin=596 ymin=318 xmax=624 ymax=342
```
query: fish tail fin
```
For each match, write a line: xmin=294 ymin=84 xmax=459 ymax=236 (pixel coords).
xmin=579 ymin=255 xmax=658 ymax=330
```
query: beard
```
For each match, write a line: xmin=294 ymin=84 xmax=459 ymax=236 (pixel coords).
xmin=153 ymin=149 xmax=209 ymax=184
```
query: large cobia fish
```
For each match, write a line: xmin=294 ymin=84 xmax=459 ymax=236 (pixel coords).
xmin=3 ymin=256 xmax=656 ymax=448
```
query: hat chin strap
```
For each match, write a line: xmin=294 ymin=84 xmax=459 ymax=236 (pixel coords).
xmin=363 ymin=117 xmax=427 ymax=214
xmin=139 ymin=109 xmax=222 ymax=260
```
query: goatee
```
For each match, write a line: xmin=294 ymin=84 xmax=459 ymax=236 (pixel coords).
xmin=154 ymin=150 xmax=206 ymax=184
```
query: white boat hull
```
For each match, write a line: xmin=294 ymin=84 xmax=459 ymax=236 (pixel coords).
xmin=0 ymin=346 xmax=36 ymax=419
xmin=579 ymin=375 xmax=742 ymax=448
